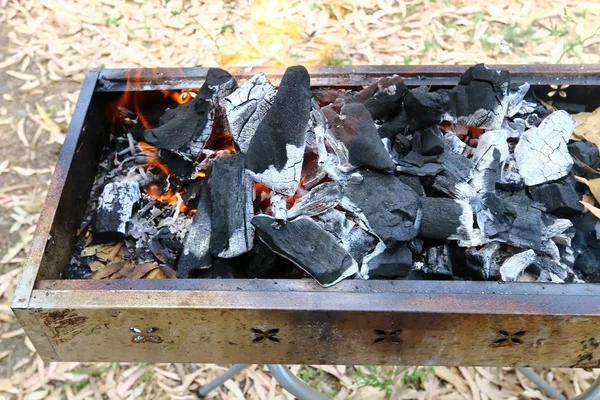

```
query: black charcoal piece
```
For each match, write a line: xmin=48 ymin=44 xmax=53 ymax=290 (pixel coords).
xmin=177 ymin=182 xmax=212 ymax=278
xmin=441 ymin=149 xmax=473 ymax=183
xmin=500 ymin=249 xmax=536 ymax=282
xmin=323 ymin=103 xmax=395 ymax=172
xmin=245 ymin=66 xmax=311 ymax=195
xmin=223 ymin=73 xmax=276 ymax=154
xmin=148 ymin=227 xmax=183 ymax=266
xmin=209 ymin=154 xmax=254 ymax=258
xmin=393 ymin=131 xmax=411 ymax=154
xmin=419 ymin=197 xmax=471 ymax=240
xmin=366 ymin=244 xmax=413 ymax=279
xmin=506 ymin=82 xmax=530 ymax=117
xmin=240 ymin=240 xmax=278 ymax=278
xmin=143 ymin=96 xmax=210 ymax=157
xmin=159 ymin=151 xmax=194 ymax=177
xmin=404 ymin=87 xmax=451 ymax=131
xmin=213 ymin=258 xmax=246 ymax=279
xmin=398 ymin=151 xmax=424 ymax=167
xmin=432 ymin=175 xmax=474 ymax=200
xmin=408 ymin=238 xmax=424 ymax=254
xmin=379 ymin=110 xmax=408 ymax=139
xmin=344 ymin=170 xmax=421 ymax=244
xmin=574 ymin=251 xmax=600 ymax=283
xmin=419 ymin=126 xmax=445 ymax=156
xmin=352 ymin=75 xmax=407 ymax=121
xmin=396 ymin=163 xmax=443 ymax=177
xmin=182 ymin=179 xmax=204 ymax=210
xmin=397 ymin=175 xmax=424 ymax=196
xmin=93 ymin=181 xmax=140 ymax=243
xmin=465 ymin=242 xmax=503 ymax=280
xmin=532 ymin=257 xmax=569 ymax=282
xmin=198 ymin=67 xmax=237 ymax=101
xmin=252 ymin=215 xmax=358 ymax=287
xmin=528 ymin=181 xmax=584 ymax=218
xmin=423 ymin=245 xmax=453 ymax=279
xmin=568 ymin=140 xmax=599 ymax=168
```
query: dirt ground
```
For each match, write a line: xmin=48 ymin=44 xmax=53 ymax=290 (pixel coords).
xmin=1 ymin=0 xmax=599 ymax=399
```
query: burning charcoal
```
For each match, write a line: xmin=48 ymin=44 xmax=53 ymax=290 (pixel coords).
xmin=506 ymin=82 xmax=531 ymax=118
xmin=198 ymin=67 xmax=237 ymax=102
xmin=470 ymin=130 xmax=509 ymax=193
xmin=379 ymin=110 xmax=408 ymax=139
xmin=500 ymin=249 xmax=537 ymax=282
xmin=252 ymin=215 xmax=358 ymax=287
xmin=209 ymin=153 xmax=254 ymax=258
xmin=93 ymin=181 xmax=141 ymax=243
xmin=514 ymin=110 xmax=576 ymax=186
xmin=528 ymin=180 xmax=584 ymax=218
xmin=223 ymin=73 xmax=276 ymax=154
xmin=365 ymin=244 xmax=412 ymax=279
xmin=182 ymin=179 xmax=203 ymax=210
xmin=245 ymin=66 xmax=311 ymax=195
xmin=287 ymin=181 xmax=342 ymax=219
xmin=352 ymin=75 xmax=407 ymax=121
xmin=418 ymin=126 xmax=445 ymax=156
xmin=419 ymin=197 xmax=475 ymax=241
xmin=450 ymin=64 xmax=510 ymax=130
xmin=344 ymin=170 xmax=421 ymax=244
xmin=465 ymin=242 xmax=503 ymax=280
xmin=177 ymin=183 xmax=212 ymax=278
xmin=143 ymin=95 xmax=210 ymax=158
xmin=323 ymin=103 xmax=395 ymax=172
xmin=148 ymin=227 xmax=183 ymax=266
xmin=423 ymin=245 xmax=453 ymax=279
xmin=404 ymin=87 xmax=451 ymax=131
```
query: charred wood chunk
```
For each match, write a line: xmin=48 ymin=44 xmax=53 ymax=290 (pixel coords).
xmin=397 ymin=175 xmax=424 ymax=196
xmin=323 ymin=103 xmax=395 ymax=172
xmin=470 ymin=130 xmax=509 ymax=193
xmin=366 ymin=244 xmax=413 ymax=279
xmin=213 ymin=258 xmax=246 ymax=279
xmin=568 ymin=140 xmax=599 ymax=168
xmin=344 ymin=170 xmax=421 ymax=244
xmin=93 ymin=181 xmax=140 ymax=243
xmin=529 ymin=180 xmax=583 ymax=218
xmin=531 ymin=257 xmax=569 ymax=282
xmin=465 ymin=242 xmax=502 ymax=280
xmin=419 ymin=197 xmax=472 ymax=241
xmin=198 ymin=67 xmax=237 ymax=101
xmin=423 ymin=245 xmax=453 ymax=279
xmin=451 ymin=63 xmax=510 ymax=130
xmin=209 ymin=153 xmax=254 ymax=258
xmin=506 ymin=82 xmax=530 ymax=118
xmin=396 ymin=162 xmax=443 ymax=177
xmin=393 ymin=130 xmax=411 ymax=155
xmin=287 ymin=181 xmax=342 ymax=219
xmin=177 ymin=182 xmax=212 ymax=278
xmin=418 ymin=126 xmax=445 ymax=156
xmin=239 ymin=240 xmax=279 ymax=278
xmin=499 ymin=249 xmax=536 ymax=282
xmin=404 ymin=87 xmax=451 ymax=132
xmin=159 ymin=150 xmax=194 ymax=177
xmin=245 ymin=66 xmax=311 ymax=195
xmin=514 ymin=110 xmax=575 ymax=186
xmin=379 ymin=109 xmax=408 ymax=140
xmin=252 ymin=215 xmax=358 ymax=287
xmin=352 ymin=75 xmax=407 ymax=121
xmin=149 ymin=227 xmax=183 ymax=266
xmin=398 ymin=151 xmax=424 ymax=168
xmin=223 ymin=73 xmax=276 ymax=154
xmin=144 ymin=96 xmax=210 ymax=157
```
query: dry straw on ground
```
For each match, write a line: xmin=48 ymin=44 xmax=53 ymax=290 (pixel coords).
xmin=1 ymin=0 xmax=600 ymax=399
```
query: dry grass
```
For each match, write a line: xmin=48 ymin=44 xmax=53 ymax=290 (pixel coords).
xmin=1 ymin=0 xmax=600 ymax=398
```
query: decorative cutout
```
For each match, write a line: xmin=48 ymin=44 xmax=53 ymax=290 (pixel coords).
xmin=492 ymin=330 xmax=526 ymax=347
xmin=373 ymin=329 xmax=402 ymax=344
xmin=547 ymin=84 xmax=569 ymax=98
xmin=130 ymin=327 xmax=163 ymax=344
xmin=252 ymin=328 xmax=280 ymax=343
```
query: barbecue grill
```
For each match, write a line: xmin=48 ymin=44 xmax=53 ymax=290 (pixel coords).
xmin=11 ymin=65 xmax=600 ymax=368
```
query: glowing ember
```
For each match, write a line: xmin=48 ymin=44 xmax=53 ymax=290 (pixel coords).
xmin=144 ymin=183 xmax=187 ymax=213
xmin=138 ymin=142 xmax=170 ymax=176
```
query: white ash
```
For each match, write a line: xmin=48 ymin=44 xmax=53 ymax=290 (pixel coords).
xmin=500 ymin=249 xmax=537 ymax=282
xmin=247 ymin=143 xmax=305 ymax=196
xmin=506 ymin=82 xmax=530 ymax=117
xmin=444 ymin=134 xmax=468 ymax=155
xmin=270 ymin=192 xmax=288 ymax=221
xmin=360 ymin=240 xmax=386 ymax=279
xmin=287 ymin=182 xmax=341 ymax=220
xmin=223 ymin=73 xmax=276 ymax=153
xmin=514 ymin=110 xmax=575 ymax=186
xmin=469 ymin=130 xmax=509 ymax=194
xmin=98 ymin=181 xmax=141 ymax=234
xmin=542 ymin=217 xmax=574 ymax=245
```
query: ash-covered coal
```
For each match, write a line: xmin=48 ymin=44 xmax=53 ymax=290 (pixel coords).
xmin=71 ymin=63 xmax=600 ymax=286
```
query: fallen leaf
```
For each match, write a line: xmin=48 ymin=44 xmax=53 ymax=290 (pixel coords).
xmin=572 ymin=107 xmax=600 ymax=148
xmin=10 ymin=167 xmax=53 ymax=176
xmin=111 ymin=263 xmax=159 ymax=279
xmin=580 ymin=201 xmax=600 ymax=219
xmin=0 ymin=160 xmax=9 ymax=176
xmin=16 ymin=117 xmax=29 ymax=147
xmin=90 ymin=262 xmax=125 ymax=280
xmin=87 ymin=260 xmax=104 ymax=272
xmin=158 ymin=264 xmax=177 ymax=279
xmin=575 ymin=176 xmax=600 ymax=203
xmin=35 ymin=103 xmax=62 ymax=133
xmin=145 ymin=268 xmax=168 ymax=279
xmin=81 ymin=243 xmax=114 ymax=257
xmin=6 ymin=70 xmax=37 ymax=81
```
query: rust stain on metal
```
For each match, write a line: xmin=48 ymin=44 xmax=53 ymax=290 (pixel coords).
xmin=41 ymin=309 xmax=88 ymax=343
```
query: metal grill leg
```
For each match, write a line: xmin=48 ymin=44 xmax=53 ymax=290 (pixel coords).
xmin=517 ymin=368 xmax=566 ymax=400
xmin=267 ymin=365 xmax=330 ymax=400
xmin=573 ymin=374 xmax=600 ymax=400
xmin=195 ymin=364 xmax=250 ymax=398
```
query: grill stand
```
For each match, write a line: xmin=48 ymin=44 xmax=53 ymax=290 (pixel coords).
xmin=195 ymin=365 xmax=329 ymax=399
xmin=196 ymin=365 xmax=600 ymax=399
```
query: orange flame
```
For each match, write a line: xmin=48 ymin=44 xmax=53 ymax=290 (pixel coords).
xmin=144 ymin=183 xmax=187 ymax=213
xmin=138 ymin=142 xmax=170 ymax=176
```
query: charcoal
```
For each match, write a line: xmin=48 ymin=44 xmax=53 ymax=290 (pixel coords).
xmin=419 ymin=197 xmax=474 ymax=241
xmin=404 ymin=86 xmax=451 ymax=131
xmin=344 ymin=170 xmax=421 ymax=244
xmin=148 ymin=227 xmax=182 ymax=266
xmin=223 ymin=73 xmax=276 ymax=154
xmin=396 ymin=163 xmax=443 ymax=177
xmin=240 ymin=240 xmax=278 ymax=278
xmin=182 ymin=179 xmax=203 ymax=210
xmin=568 ymin=140 xmax=599 ymax=167
xmin=93 ymin=181 xmax=141 ymax=243
xmin=441 ymin=151 xmax=473 ymax=182
xmin=532 ymin=257 xmax=569 ymax=282
xmin=159 ymin=151 xmax=195 ymax=177
xmin=549 ymin=100 xmax=586 ymax=114
xmin=352 ymin=75 xmax=407 ymax=121
xmin=408 ymin=238 xmax=424 ymax=254
xmin=419 ymin=126 xmax=445 ymax=156
xmin=393 ymin=131 xmax=411 ymax=154
xmin=514 ymin=110 xmax=575 ymax=186
xmin=423 ymin=245 xmax=453 ymax=279
xmin=213 ymin=258 xmax=246 ymax=279
xmin=208 ymin=154 xmax=254 ymax=258
xmin=465 ymin=242 xmax=502 ymax=280
xmin=528 ymin=180 xmax=584 ymax=218
xmin=252 ymin=215 xmax=358 ymax=287
xmin=500 ymin=249 xmax=537 ymax=281
xmin=177 ymin=182 xmax=212 ymax=278
xmin=380 ymin=110 xmax=408 ymax=139
xmin=470 ymin=130 xmax=509 ymax=193
xmin=506 ymin=82 xmax=530 ymax=118
xmin=287 ymin=181 xmax=341 ymax=219
xmin=397 ymin=175 xmax=424 ymax=196
xmin=198 ymin=67 xmax=237 ymax=102
xmin=323 ymin=102 xmax=395 ymax=172
xmin=366 ymin=244 xmax=413 ymax=279
xmin=245 ymin=66 xmax=311 ymax=195
xmin=574 ymin=251 xmax=600 ymax=283
xmin=450 ymin=64 xmax=510 ymax=130
xmin=143 ymin=96 xmax=209 ymax=158
xmin=398 ymin=151 xmax=424 ymax=167
xmin=432 ymin=175 xmax=474 ymax=200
